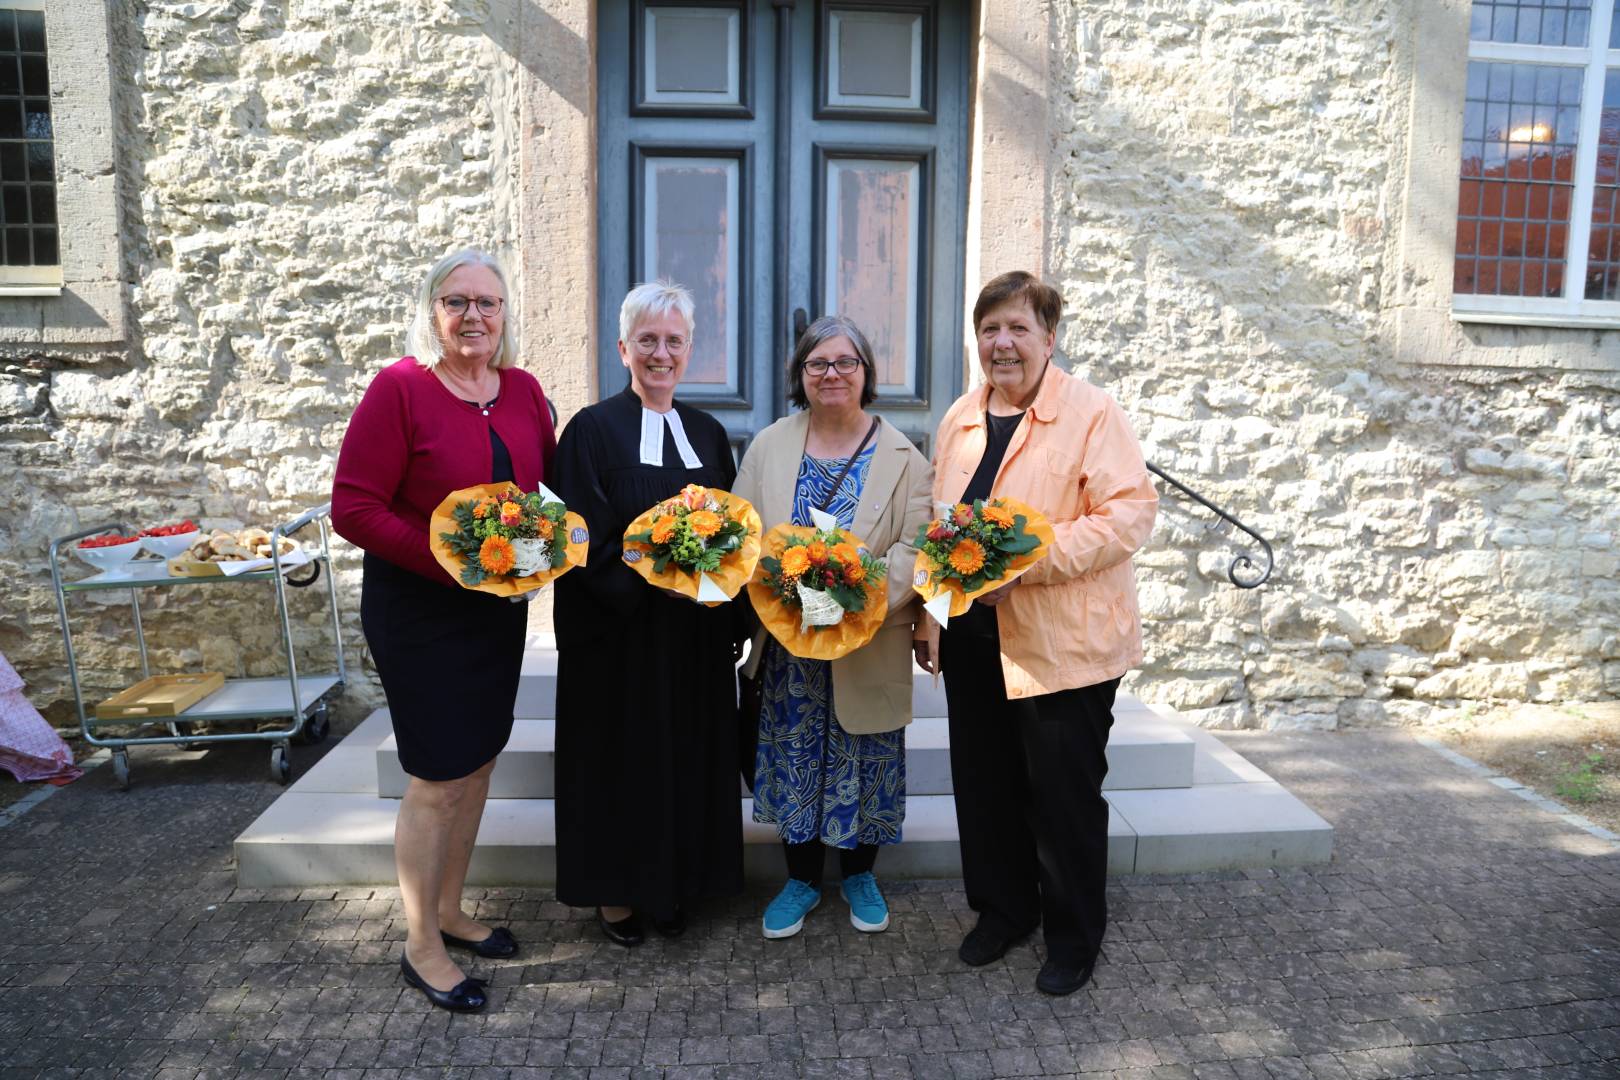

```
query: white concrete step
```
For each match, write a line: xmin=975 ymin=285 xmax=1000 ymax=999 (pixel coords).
xmin=234 ymin=701 xmax=1333 ymax=887
xmin=374 ymin=706 xmax=1196 ymax=798
xmin=513 ymin=656 xmax=953 ymax=719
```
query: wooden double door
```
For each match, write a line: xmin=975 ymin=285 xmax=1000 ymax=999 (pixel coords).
xmin=598 ymin=0 xmax=971 ymax=453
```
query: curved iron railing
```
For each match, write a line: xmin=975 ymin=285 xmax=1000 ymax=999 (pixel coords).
xmin=1146 ymin=462 xmax=1275 ymax=589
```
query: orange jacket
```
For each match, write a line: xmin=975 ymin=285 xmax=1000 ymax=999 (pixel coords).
xmin=931 ymin=364 xmax=1158 ymax=697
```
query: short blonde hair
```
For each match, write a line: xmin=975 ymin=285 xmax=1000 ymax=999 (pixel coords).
xmin=619 ymin=279 xmax=695 ymax=344
xmin=409 ymin=248 xmax=519 ymax=370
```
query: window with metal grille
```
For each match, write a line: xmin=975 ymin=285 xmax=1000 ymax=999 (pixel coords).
xmin=1453 ymin=0 xmax=1620 ymax=325
xmin=0 ymin=5 xmax=54 ymax=279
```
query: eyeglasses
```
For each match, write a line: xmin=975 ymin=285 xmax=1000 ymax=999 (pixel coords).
xmin=436 ymin=295 xmax=505 ymax=317
xmin=633 ymin=334 xmax=690 ymax=355
xmin=802 ymin=357 xmax=862 ymax=376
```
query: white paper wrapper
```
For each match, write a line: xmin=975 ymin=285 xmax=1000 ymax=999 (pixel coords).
xmin=809 ymin=507 xmax=838 ymax=533
xmin=696 ymin=572 xmax=732 ymax=603
xmin=923 ymin=592 xmax=953 ymax=628
xmin=795 ymin=581 xmax=846 ymax=631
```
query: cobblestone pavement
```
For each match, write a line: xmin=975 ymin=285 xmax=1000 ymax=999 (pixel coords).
xmin=1 ymin=730 xmax=1616 ymax=1080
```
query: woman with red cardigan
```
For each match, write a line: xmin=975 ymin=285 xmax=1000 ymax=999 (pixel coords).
xmin=332 ymin=249 xmax=556 ymax=1013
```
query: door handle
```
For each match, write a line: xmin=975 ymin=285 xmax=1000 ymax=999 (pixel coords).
xmin=792 ymin=307 xmax=808 ymax=342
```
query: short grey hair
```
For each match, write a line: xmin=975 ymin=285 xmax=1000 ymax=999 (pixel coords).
xmin=619 ymin=279 xmax=695 ymax=344
xmin=408 ymin=248 xmax=519 ymax=370
xmin=786 ymin=314 xmax=879 ymax=409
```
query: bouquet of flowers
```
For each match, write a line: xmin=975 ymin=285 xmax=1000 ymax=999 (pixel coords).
xmin=621 ymin=484 xmax=761 ymax=605
xmin=430 ymin=482 xmax=589 ymax=597
xmin=911 ymin=496 xmax=1053 ymax=624
xmin=748 ymin=524 xmax=889 ymax=660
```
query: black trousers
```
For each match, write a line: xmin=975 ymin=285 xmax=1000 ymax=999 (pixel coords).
xmin=940 ymin=625 xmax=1118 ymax=968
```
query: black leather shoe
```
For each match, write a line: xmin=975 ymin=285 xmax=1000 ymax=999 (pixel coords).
xmin=441 ymin=926 xmax=519 ymax=959
xmin=598 ymin=909 xmax=645 ymax=947
xmin=957 ymin=922 xmax=1031 ymax=967
xmin=400 ymin=954 xmax=488 ymax=1012
xmin=1035 ymin=957 xmax=1095 ymax=996
xmin=652 ymin=908 xmax=686 ymax=938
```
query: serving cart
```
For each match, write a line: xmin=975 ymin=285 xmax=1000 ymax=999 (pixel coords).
xmin=48 ymin=503 xmax=347 ymax=789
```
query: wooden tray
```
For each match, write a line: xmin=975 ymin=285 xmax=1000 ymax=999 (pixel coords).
xmin=95 ymin=673 xmax=225 ymax=719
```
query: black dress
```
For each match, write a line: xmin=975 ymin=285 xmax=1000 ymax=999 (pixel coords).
xmin=360 ymin=422 xmax=526 ymax=782
xmin=551 ymin=388 xmax=745 ymax=917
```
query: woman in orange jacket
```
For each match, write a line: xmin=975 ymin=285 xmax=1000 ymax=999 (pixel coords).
xmin=917 ymin=271 xmax=1158 ymax=996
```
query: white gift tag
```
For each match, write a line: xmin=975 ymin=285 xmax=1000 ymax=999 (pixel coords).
xmin=923 ymin=592 xmax=953 ymax=628
xmin=696 ymin=573 xmax=731 ymax=603
xmin=537 ymin=482 xmax=564 ymax=506
xmin=809 ymin=506 xmax=838 ymax=533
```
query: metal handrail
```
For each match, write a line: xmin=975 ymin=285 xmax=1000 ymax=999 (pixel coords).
xmin=1147 ymin=462 xmax=1275 ymax=589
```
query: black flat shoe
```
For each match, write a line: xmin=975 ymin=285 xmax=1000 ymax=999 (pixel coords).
xmin=597 ymin=909 xmax=645 ymax=947
xmin=400 ymin=954 xmax=487 ymax=1012
xmin=1035 ymin=957 xmax=1095 ymax=996
xmin=957 ymin=922 xmax=1033 ymax=967
xmin=652 ymin=908 xmax=686 ymax=939
xmin=442 ymin=926 xmax=519 ymax=959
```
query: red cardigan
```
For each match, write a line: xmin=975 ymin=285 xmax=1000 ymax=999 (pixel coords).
xmin=331 ymin=357 xmax=558 ymax=585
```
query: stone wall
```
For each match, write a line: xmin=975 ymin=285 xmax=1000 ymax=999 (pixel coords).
xmin=1048 ymin=0 xmax=1620 ymax=728
xmin=3 ymin=0 xmax=522 ymax=725
xmin=4 ymin=0 xmax=1616 ymax=732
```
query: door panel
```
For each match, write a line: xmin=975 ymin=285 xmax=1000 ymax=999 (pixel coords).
xmin=600 ymin=0 xmax=967 ymax=454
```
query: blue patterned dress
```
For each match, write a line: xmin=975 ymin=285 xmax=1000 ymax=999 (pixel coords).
xmin=753 ymin=447 xmax=906 ymax=848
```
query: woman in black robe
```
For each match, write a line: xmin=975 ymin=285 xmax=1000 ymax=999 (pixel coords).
xmin=550 ymin=280 xmax=745 ymax=945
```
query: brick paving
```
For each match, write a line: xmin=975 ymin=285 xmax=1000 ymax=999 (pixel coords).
xmin=0 ymin=729 xmax=1616 ymax=1079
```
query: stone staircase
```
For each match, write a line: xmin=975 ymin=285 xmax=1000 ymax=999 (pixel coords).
xmin=234 ymin=642 xmax=1332 ymax=887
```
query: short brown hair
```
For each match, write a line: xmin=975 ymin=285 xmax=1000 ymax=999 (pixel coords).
xmin=786 ymin=315 xmax=879 ymax=410
xmin=972 ymin=271 xmax=1062 ymax=334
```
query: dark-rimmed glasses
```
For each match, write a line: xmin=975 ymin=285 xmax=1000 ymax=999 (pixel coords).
xmin=437 ymin=295 xmax=505 ymax=317
xmin=802 ymin=357 xmax=861 ymax=376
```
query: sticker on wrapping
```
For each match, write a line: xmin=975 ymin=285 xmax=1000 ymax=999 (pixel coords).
xmin=622 ymin=548 xmax=643 ymax=564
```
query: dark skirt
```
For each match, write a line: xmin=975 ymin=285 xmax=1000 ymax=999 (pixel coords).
xmin=360 ymin=553 xmax=526 ymax=782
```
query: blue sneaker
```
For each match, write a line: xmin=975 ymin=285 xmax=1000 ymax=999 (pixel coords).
xmin=762 ymin=878 xmax=821 ymax=939
xmin=840 ymin=871 xmax=890 ymax=933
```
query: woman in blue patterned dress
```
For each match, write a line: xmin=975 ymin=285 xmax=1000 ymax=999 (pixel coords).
xmin=732 ymin=316 xmax=934 ymax=938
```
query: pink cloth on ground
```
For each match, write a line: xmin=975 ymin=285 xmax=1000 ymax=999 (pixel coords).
xmin=0 ymin=651 xmax=81 ymax=785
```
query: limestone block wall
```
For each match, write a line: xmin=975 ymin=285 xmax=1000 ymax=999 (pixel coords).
xmin=2 ymin=0 xmax=523 ymax=725
xmin=1048 ymin=1 xmax=1620 ymax=728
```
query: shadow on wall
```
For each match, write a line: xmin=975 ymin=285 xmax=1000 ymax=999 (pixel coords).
xmin=484 ymin=0 xmax=590 ymax=116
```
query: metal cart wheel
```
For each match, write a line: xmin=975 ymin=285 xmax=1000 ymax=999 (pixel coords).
xmin=271 ymin=743 xmax=292 ymax=785
xmin=111 ymin=749 xmax=130 ymax=791
xmin=295 ymin=703 xmax=331 ymax=747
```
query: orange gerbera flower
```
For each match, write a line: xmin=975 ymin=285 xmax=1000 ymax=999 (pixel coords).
xmin=806 ymin=541 xmax=829 ymax=565
xmin=947 ymin=538 xmax=985 ymax=576
xmin=687 ymin=509 xmax=723 ymax=538
xmin=499 ymin=501 xmax=523 ymax=527
xmin=650 ymin=516 xmax=677 ymax=544
xmin=779 ymin=545 xmax=811 ymax=577
xmin=473 ymin=499 xmax=493 ymax=519
xmin=843 ymin=561 xmax=866 ymax=585
xmin=981 ymin=503 xmax=1015 ymax=528
xmin=536 ymin=517 xmax=555 ymax=540
xmin=479 ymin=535 xmax=516 ymax=575
xmin=830 ymin=542 xmax=860 ymax=566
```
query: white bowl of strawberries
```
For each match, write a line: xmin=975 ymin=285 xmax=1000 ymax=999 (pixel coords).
xmin=74 ymin=533 xmax=144 ymax=575
xmin=137 ymin=520 xmax=202 ymax=560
